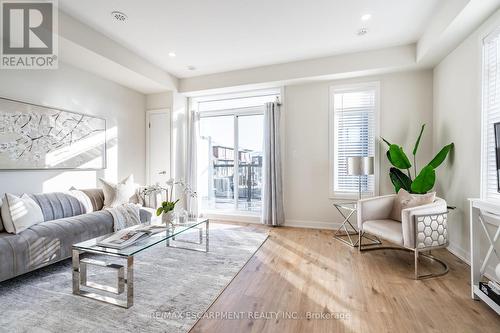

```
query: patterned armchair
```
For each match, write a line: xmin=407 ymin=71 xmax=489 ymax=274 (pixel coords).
xmin=357 ymin=194 xmax=449 ymax=279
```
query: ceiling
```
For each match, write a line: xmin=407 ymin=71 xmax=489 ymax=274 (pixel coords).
xmin=58 ymin=0 xmax=441 ymax=79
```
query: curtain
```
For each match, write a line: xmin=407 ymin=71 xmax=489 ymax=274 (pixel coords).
xmin=262 ymin=102 xmax=285 ymax=226
xmin=186 ymin=110 xmax=199 ymax=218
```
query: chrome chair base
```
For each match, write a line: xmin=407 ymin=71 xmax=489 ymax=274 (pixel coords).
xmin=358 ymin=233 xmax=449 ymax=280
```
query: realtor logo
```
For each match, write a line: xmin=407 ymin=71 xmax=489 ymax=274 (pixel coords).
xmin=1 ymin=0 xmax=58 ymax=69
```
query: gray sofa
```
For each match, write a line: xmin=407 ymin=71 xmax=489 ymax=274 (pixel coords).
xmin=0 ymin=189 xmax=151 ymax=283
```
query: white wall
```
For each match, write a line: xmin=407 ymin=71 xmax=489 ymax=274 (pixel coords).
xmin=0 ymin=62 xmax=146 ymax=194
xmin=171 ymin=91 xmax=188 ymax=208
xmin=146 ymin=92 xmax=173 ymax=110
xmin=284 ymin=70 xmax=434 ymax=228
xmin=433 ymin=8 xmax=500 ymax=263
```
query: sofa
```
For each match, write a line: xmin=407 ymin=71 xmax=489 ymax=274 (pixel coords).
xmin=0 ymin=189 xmax=152 ymax=283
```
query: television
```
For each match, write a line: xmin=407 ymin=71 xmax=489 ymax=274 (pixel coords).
xmin=495 ymin=122 xmax=500 ymax=192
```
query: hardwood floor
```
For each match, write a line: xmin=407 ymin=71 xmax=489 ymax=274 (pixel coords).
xmin=190 ymin=224 xmax=500 ymax=333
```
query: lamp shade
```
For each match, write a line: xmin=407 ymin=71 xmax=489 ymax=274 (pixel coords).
xmin=347 ymin=156 xmax=374 ymax=176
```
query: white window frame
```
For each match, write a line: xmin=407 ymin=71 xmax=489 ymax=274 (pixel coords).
xmin=481 ymin=27 xmax=500 ymax=201
xmin=328 ymin=82 xmax=380 ymax=199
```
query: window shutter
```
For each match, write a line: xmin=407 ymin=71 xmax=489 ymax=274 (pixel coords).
xmin=483 ymin=30 xmax=500 ymax=200
xmin=332 ymin=86 xmax=376 ymax=195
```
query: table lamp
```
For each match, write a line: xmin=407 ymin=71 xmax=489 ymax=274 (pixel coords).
xmin=347 ymin=156 xmax=374 ymax=199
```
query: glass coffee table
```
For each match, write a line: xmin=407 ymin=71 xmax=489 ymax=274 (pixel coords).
xmin=71 ymin=218 xmax=209 ymax=308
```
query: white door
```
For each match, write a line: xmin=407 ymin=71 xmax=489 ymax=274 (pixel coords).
xmin=147 ymin=110 xmax=171 ymax=185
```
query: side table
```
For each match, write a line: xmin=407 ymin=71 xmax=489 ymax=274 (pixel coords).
xmin=333 ymin=202 xmax=381 ymax=248
xmin=333 ymin=202 xmax=359 ymax=247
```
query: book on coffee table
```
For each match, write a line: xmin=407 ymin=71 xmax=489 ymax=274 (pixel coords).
xmin=97 ymin=225 xmax=167 ymax=249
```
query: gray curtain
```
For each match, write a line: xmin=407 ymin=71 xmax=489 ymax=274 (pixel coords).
xmin=262 ymin=102 xmax=285 ymax=226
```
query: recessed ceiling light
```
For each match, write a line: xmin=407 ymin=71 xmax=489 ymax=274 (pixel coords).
xmin=168 ymin=52 xmax=176 ymax=57
xmin=187 ymin=66 xmax=196 ymax=71
xmin=361 ymin=14 xmax=372 ymax=21
xmin=357 ymin=28 xmax=368 ymax=36
xmin=111 ymin=11 xmax=127 ymax=22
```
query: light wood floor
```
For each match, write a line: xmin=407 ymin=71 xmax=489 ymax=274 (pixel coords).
xmin=190 ymin=224 xmax=500 ymax=333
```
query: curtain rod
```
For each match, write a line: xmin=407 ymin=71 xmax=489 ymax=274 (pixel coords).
xmin=195 ymin=93 xmax=280 ymax=104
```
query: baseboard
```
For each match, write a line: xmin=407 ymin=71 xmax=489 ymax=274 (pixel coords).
xmin=203 ymin=213 xmax=261 ymax=224
xmin=447 ymin=242 xmax=497 ymax=281
xmin=447 ymin=243 xmax=470 ymax=264
xmin=284 ymin=219 xmax=341 ymax=230
xmin=203 ymin=214 xmax=342 ymax=230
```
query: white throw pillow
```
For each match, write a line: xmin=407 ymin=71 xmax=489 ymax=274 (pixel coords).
xmin=390 ymin=189 xmax=436 ymax=222
xmin=1 ymin=193 xmax=44 ymax=234
xmin=67 ymin=188 xmax=94 ymax=213
xmin=99 ymin=175 xmax=137 ymax=208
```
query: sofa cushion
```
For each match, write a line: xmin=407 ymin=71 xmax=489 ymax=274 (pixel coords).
xmin=0 ymin=210 xmax=114 ymax=282
xmin=1 ymin=193 xmax=44 ymax=234
xmin=29 ymin=192 xmax=87 ymax=222
xmin=363 ymin=219 xmax=403 ymax=246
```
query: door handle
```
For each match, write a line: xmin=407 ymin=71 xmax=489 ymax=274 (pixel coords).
xmin=158 ymin=171 xmax=167 ymax=175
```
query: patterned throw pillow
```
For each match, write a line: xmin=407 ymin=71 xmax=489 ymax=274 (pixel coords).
xmin=1 ymin=193 xmax=44 ymax=234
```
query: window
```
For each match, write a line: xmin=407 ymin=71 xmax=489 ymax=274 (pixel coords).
xmin=329 ymin=83 xmax=379 ymax=198
xmin=193 ymin=89 xmax=280 ymax=214
xmin=482 ymin=29 xmax=500 ymax=200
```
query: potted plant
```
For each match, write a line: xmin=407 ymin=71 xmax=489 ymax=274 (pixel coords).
xmin=382 ymin=124 xmax=454 ymax=194
xmin=156 ymin=199 xmax=179 ymax=226
xmin=155 ymin=178 xmax=179 ymax=225
xmin=142 ymin=178 xmax=196 ymax=225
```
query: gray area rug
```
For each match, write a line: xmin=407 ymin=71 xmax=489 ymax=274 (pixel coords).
xmin=0 ymin=223 xmax=268 ymax=333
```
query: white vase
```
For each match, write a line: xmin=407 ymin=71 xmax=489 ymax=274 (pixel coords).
xmin=162 ymin=211 xmax=175 ymax=225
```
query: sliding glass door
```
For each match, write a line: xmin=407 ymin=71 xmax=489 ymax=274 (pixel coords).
xmin=198 ymin=110 xmax=264 ymax=214
xmin=237 ymin=114 xmax=264 ymax=212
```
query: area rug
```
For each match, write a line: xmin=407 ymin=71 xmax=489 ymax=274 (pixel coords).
xmin=0 ymin=223 xmax=268 ymax=333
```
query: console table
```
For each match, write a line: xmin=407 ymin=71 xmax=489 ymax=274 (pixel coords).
xmin=469 ymin=199 xmax=500 ymax=315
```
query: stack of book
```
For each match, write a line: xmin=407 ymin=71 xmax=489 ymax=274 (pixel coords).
xmin=479 ymin=280 xmax=500 ymax=306
xmin=97 ymin=225 xmax=167 ymax=249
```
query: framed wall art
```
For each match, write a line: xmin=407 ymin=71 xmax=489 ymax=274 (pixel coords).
xmin=0 ymin=97 xmax=106 ymax=170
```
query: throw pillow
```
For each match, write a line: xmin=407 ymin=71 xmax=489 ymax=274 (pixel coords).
xmin=390 ymin=189 xmax=436 ymax=222
xmin=1 ymin=193 xmax=44 ymax=234
xmin=99 ymin=174 xmax=137 ymax=208
xmin=68 ymin=187 xmax=94 ymax=213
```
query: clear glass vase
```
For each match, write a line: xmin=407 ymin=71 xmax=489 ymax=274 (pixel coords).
xmin=162 ymin=211 xmax=175 ymax=226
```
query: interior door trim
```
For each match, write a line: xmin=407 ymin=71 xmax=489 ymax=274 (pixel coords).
xmin=146 ymin=108 xmax=171 ymax=186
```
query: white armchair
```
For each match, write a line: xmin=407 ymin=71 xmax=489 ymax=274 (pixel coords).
xmin=357 ymin=194 xmax=449 ymax=279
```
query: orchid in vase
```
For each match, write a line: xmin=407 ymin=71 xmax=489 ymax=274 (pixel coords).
xmin=141 ymin=178 xmax=196 ymax=225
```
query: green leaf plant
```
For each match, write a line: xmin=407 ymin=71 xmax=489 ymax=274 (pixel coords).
xmin=381 ymin=124 xmax=454 ymax=194
xmin=156 ymin=199 xmax=180 ymax=216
